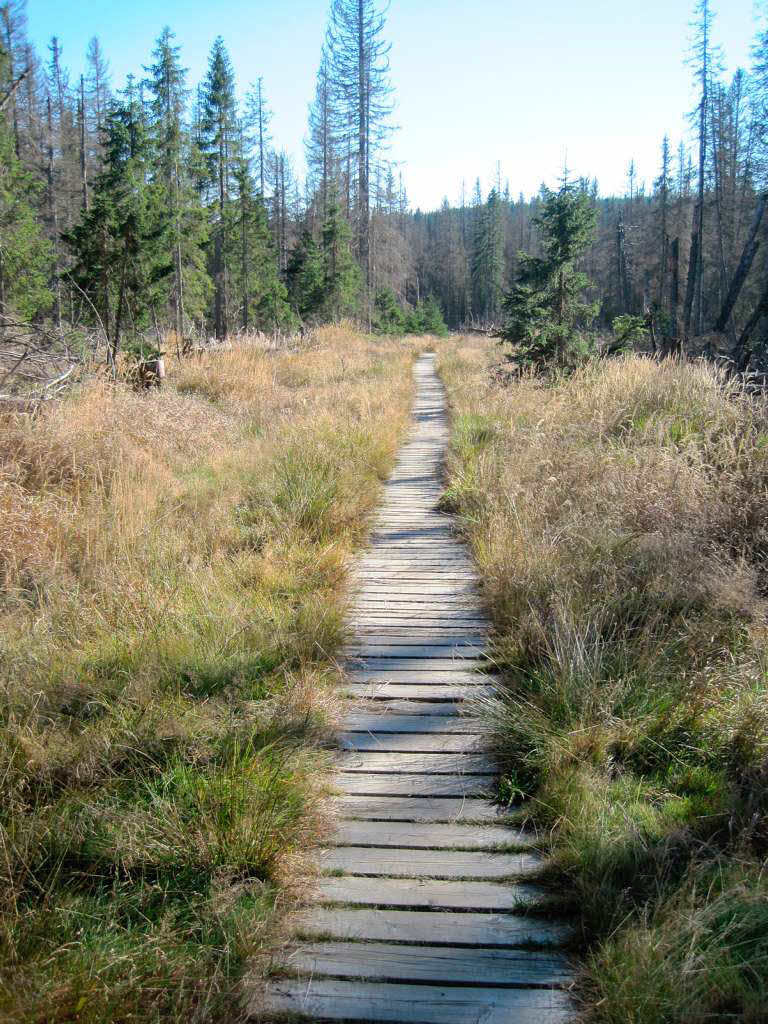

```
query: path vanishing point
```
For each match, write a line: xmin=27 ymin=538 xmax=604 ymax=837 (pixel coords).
xmin=261 ymin=354 xmax=573 ymax=1022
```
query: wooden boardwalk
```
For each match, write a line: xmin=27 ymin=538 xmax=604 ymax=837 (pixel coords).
xmin=259 ymin=354 xmax=572 ymax=1023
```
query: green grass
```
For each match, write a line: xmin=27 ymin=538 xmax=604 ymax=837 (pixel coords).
xmin=0 ymin=327 xmax=416 ymax=1022
xmin=440 ymin=340 xmax=768 ymax=1023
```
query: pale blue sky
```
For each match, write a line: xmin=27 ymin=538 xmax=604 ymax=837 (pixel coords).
xmin=27 ymin=0 xmax=758 ymax=209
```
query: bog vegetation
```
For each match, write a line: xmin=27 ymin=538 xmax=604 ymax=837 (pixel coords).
xmin=3 ymin=0 xmax=768 ymax=1021
xmin=0 ymin=327 xmax=415 ymax=1020
xmin=440 ymin=340 xmax=768 ymax=1023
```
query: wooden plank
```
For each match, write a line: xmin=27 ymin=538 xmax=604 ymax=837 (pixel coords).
xmin=295 ymin=908 xmax=573 ymax=948
xmin=319 ymin=846 xmax=541 ymax=879
xmin=351 ymin=629 xmax=488 ymax=640
xmin=258 ymin=979 xmax=572 ymax=1023
xmin=338 ymin=751 xmax=494 ymax=774
xmin=309 ymin=875 xmax=542 ymax=911
xmin=342 ymin=684 xmax=495 ymax=701
xmin=346 ymin=658 xmax=486 ymax=672
xmin=343 ymin=700 xmax=473 ymax=716
xmin=282 ymin=941 xmax=570 ymax=986
xmin=347 ymin=670 xmax=489 ymax=684
xmin=331 ymin=820 xmax=530 ymax=850
xmin=342 ymin=644 xmax=486 ymax=658
xmin=335 ymin=773 xmax=496 ymax=797
xmin=338 ymin=731 xmax=484 ymax=752
xmin=341 ymin=714 xmax=475 ymax=734
xmin=330 ymin=796 xmax=508 ymax=822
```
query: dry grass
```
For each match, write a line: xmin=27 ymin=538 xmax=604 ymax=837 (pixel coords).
xmin=0 ymin=324 xmax=417 ymax=1023
xmin=438 ymin=338 xmax=768 ymax=1024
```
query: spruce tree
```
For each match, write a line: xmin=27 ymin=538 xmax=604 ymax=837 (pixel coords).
xmin=0 ymin=89 xmax=52 ymax=321
xmin=320 ymin=188 xmax=360 ymax=320
xmin=500 ymin=179 xmax=597 ymax=372
xmin=325 ymin=0 xmax=395 ymax=287
xmin=66 ymin=82 xmax=168 ymax=363
xmin=286 ymin=230 xmax=325 ymax=321
xmin=471 ymin=187 xmax=504 ymax=323
xmin=200 ymin=37 xmax=238 ymax=339
xmin=227 ymin=156 xmax=295 ymax=332
xmin=145 ymin=27 xmax=210 ymax=344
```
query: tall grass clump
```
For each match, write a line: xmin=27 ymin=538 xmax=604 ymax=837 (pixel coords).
xmin=439 ymin=339 xmax=768 ymax=1023
xmin=0 ymin=325 xmax=416 ymax=1022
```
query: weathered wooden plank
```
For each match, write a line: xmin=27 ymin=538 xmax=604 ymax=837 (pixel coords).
xmin=295 ymin=908 xmax=573 ymax=948
xmin=347 ymin=669 xmax=490 ymax=684
xmin=338 ymin=751 xmax=494 ymax=774
xmin=309 ymin=875 xmax=542 ymax=911
xmin=335 ymin=773 xmax=496 ymax=797
xmin=342 ymin=644 xmax=486 ymax=658
xmin=343 ymin=700 xmax=472 ymax=716
xmin=338 ymin=731 xmax=484 ymax=752
xmin=259 ymin=979 xmax=573 ymax=1023
xmin=346 ymin=660 xmax=487 ymax=675
xmin=319 ymin=846 xmax=541 ymax=879
xmin=331 ymin=820 xmax=530 ymax=850
xmin=330 ymin=795 xmax=508 ymax=822
xmin=342 ymin=684 xmax=495 ymax=701
xmin=282 ymin=941 xmax=570 ymax=986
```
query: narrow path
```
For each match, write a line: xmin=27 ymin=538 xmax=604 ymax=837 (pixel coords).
xmin=261 ymin=355 xmax=572 ymax=1023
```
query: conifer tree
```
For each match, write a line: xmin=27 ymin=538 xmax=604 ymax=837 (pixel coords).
xmin=200 ymin=37 xmax=238 ymax=339
xmin=320 ymin=187 xmax=360 ymax=320
xmin=286 ymin=230 xmax=325 ymax=321
xmin=227 ymin=156 xmax=295 ymax=331
xmin=471 ymin=187 xmax=504 ymax=323
xmin=145 ymin=27 xmax=209 ymax=344
xmin=325 ymin=0 xmax=395 ymax=287
xmin=245 ymin=76 xmax=272 ymax=198
xmin=0 ymin=67 xmax=52 ymax=321
xmin=306 ymin=50 xmax=338 ymax=223
xmin=67 ymin=81 xmax=168 ymax=363
xmin=500 ymin=179 xmax=597 ymax=371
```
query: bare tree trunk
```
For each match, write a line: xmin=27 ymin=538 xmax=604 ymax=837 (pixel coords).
xmin=715 ymin=191 xmax=768 ymax=334
xmin=79 ymin=75 xmax=88 ymax=211
xmin=670 ymin=237 xmax=680 ymax=347
xmin=46 ymin=95 xmax=62 ymax=331
xmin=732 ymin=274 xmax=768 ymax=373
xmin=683 ymin=203 xmax=701 ymax=340
xmin=357 ymin=0 xmax=370 ymax=287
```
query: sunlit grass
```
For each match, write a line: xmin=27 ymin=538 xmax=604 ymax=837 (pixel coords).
xmin=439 ymin=338 xmax=768 ymax=1023
xmin=0 ymin=324 xmax=417 ymax=1021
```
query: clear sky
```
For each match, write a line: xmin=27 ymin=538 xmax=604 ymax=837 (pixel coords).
xmin=26 ymin=0 xmax=758 ymax=210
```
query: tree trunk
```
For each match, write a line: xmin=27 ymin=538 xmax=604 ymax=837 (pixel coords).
xmin=79 ymin=75 xmax=88 ymax=211
xmin=357 ymin=0 xmax=370 ymax=287
xmin=670 ymin=237 xmax=680 ymax=347
xmin=682 ymin=203 xmax=701 ymax=340
xmin=714 ymin=191 xmax=768 ymax=334
xmin=732 ymin=276 xmax=768 ymax=373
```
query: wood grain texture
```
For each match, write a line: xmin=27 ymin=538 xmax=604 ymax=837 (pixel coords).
xmin=256 ymin=354 xmax=572 ymax=1022
xmin=283 ymin=941 xmax=570 ymax=986
xmin=318 ymin=846 xmax=542 ymax=879
xmin=309 ymin=875 xmax=543 ymax=911
xmin=295 ymin=908 xmax=573 ymax=947
xmin=258 ymin=979 xmax=572 ymax=1023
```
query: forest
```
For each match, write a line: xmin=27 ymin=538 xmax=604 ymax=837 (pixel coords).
xmin=2 ymin=1 xmax=768 ymax=1023
xmin=1 ymin=0 xmax=768 ymax=368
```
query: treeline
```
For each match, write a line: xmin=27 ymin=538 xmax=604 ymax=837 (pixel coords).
xmin=2 ymin=0 xmax=767 ymax=364
xmin=408 ymin=1 xmax=768 ymax=369
xmin=0 ymin=0 xmax=446 ymax=361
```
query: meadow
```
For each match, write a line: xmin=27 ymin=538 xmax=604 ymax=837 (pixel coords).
xmin=0 ymin=327 xmax=416 ymax=1022
xmin=439 ymin=338 xmax=768 ymax=1023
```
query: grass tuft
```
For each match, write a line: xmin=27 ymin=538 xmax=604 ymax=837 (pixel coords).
xmin=440 ymin=341 xmax=768 ymax=1022
xmin=0 ymin=325 xmax=417 ymax=1021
